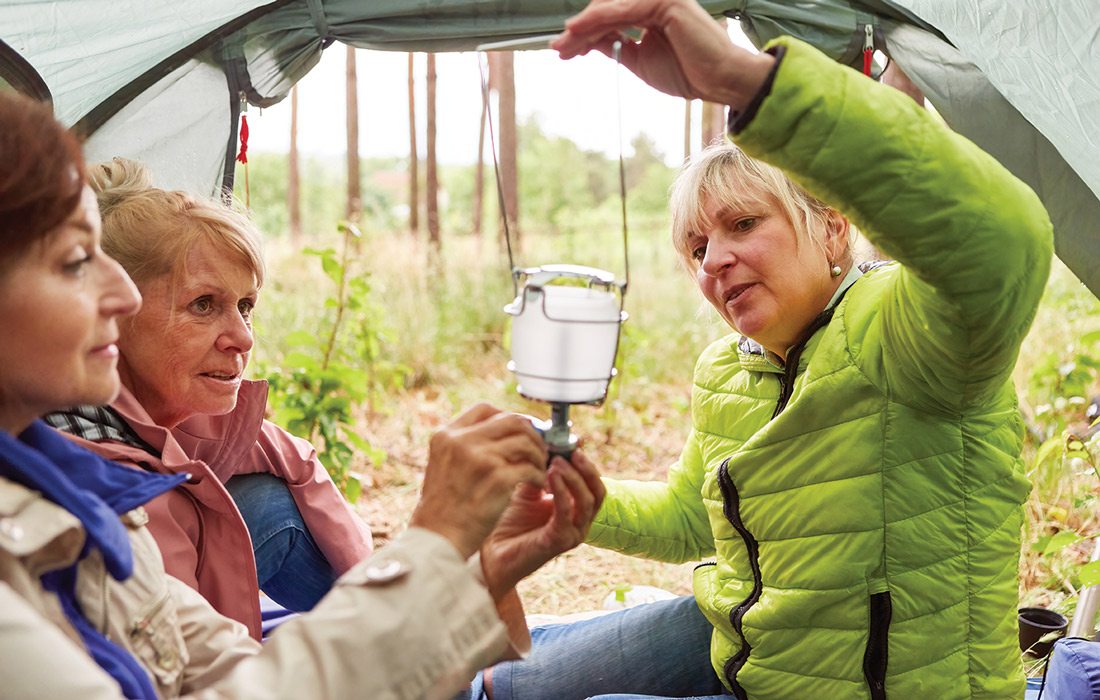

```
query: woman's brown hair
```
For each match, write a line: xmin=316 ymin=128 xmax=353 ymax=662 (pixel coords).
xmin=0 ymin=91 xmax=85 ymax=264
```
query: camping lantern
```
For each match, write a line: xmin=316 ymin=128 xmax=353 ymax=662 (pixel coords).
xmin=480 ymin=37 xmax=631 ymax=460
xmin=504 ymin=264 xmax=628 ymax=457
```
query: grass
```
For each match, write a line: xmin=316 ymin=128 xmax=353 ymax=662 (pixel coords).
xmin=252 ymin=225 xmax=1100 ymax=622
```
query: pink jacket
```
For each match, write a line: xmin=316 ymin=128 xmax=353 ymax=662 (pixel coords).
xmin=59 ymin=380 xmax=373 ymax=639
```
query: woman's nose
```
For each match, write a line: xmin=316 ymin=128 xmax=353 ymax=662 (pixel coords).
xmin=99 ymin=255 xmax=141 ymax=318
xmin=699 ymin=239 xmax=735 ymax=276
xmin=216 ymin=310 xmax=254 ymax=354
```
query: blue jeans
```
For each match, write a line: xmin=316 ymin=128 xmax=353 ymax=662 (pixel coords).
xmin=225 ymin=473 xmax=338 ymax=612
xmin=466 ymin=595 xmax=727 ymax=700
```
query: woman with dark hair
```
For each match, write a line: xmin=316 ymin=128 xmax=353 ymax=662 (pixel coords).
xmin=0 ymin=90 xmax=604 ymax=699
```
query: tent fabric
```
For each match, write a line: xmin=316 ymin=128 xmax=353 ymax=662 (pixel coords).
xmin=0 ymin=0 xmax=1097 ymax=296
xmin=728 ymin=0 xmax=1100 ymax=296
xmin=885 ymin=0 xmax=1100 ymax=299
xmin=83 ymin=57 xmax=232 ymax=196
xmin=2 ymin=1 xmax=267 ymax=125
xmin=881 ymin=21 xmax=1100 ymax=299
xmin=889 ymin=0 xmax=1100 ymax=217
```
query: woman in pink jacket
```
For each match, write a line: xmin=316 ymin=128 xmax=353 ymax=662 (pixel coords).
xmin=46 ymin=157 xmax=373 ymax=639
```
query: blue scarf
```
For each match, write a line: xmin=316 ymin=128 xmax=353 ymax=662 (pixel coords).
xmin=0 ymin=421 xmax=186 ymax=699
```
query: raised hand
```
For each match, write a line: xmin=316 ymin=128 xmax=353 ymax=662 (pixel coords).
xmin=409 ymin=404 xmax=548 ymax=559
xmin=479 ymin=450 xmax=606 ymax=599
xmin=550 ymin=0 xmax=774 ymax=111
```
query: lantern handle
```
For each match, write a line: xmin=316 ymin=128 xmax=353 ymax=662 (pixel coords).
xmin=515 ymin=263 xmax=621 ymax=289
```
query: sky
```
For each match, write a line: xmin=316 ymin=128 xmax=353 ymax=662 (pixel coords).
xmin=247 ymin=27 xmax=757 ymax=167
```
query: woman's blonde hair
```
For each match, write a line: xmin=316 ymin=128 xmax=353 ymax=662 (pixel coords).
xmin=669 ymin=143 xmax=854 ymax=270
xmin=88 ymin=158 xmax=265 ymax=289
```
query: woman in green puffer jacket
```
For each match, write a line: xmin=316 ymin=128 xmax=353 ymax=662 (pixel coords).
xmin=469 ymin=1 xmax=1053 ymax=699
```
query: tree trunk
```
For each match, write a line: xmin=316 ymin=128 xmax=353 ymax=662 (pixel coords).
xmin=683 ymin=99 xmax=692 ymax=162
xmin=700 ymin=17 xmax=728 ymax=149
xmin=425 ymin=52 xmax=440 ymax=251
xmin=407 ymin=52 xmax=419 ymax=237
xmin=345 ymin=45 xmax=362 ymax=224
xmin=495 ymin=51 xmax=519 ymax=249
xmin=288 ymin=85 xmax=302 ymax=247
xmin=473 ymin=83 xmax=487 ymax=239
xmin=701 ymin=101 xmax=725 ymax=148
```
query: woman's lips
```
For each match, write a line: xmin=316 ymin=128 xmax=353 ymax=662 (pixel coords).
xmin=724 ymin=282 xmax=755 ymax=305
xmin=89 ymin=341 xmax=119 ymax=358
xmin=200 ymin=371 xmax=242 ymax=384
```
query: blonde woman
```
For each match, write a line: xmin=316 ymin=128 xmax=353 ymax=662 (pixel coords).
xmin=44 ymin=158 xmax=370 ymax=637
xmin=466 ymin=1 xmax=1052 ymax=699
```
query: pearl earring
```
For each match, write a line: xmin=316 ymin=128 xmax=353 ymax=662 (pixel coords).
xmin=830 ymin=263 xmax=843 ymax=278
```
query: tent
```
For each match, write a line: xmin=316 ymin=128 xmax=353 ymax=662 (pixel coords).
xmin=2 ymin=0 xmax=1097 ymax=297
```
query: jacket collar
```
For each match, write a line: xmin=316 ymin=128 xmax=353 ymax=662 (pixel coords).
xmin=0 ymin=422 xmax=185 ymax=579
xmin=107 ymin=380 xmax=268 ymax=479
xmin=736 ymin=264 xmax=868 ymax=372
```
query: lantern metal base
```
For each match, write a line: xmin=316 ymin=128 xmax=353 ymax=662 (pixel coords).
xmin=529 ymin=403 xmax=578 ymax=463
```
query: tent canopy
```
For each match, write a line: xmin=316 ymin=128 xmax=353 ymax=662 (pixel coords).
xmin=2 ymin=0 xmax=1097 ymax=296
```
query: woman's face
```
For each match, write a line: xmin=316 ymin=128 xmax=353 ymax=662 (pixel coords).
xmin=117 ymin=238 xmax=258 ymax=428
xmin=689 ymin=195 xmax=840 ymax=359
xmin=0 ymin=187 xmax=141 ymax=433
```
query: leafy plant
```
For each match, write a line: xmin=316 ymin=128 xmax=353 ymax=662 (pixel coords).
xmin=1020 ymin=324 xmax=1100 ymax=637
xmin=259 ymin=222 xmax=407 ymax=502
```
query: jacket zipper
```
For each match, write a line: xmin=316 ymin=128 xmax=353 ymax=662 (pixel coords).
xmin=130 ymin=589 xmax=172 ymax=641
xmin=772 ymin=305 xmax=837 ymax=418
xmin=863 ymin=591 xmax=892 ymax=700
xmin=717 ymin=457 xmax=760 ymax=700
xmin=718 ymin=303 xmax=843 ymax=695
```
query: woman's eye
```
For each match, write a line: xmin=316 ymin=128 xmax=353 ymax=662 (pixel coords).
xmin=691 ymin=245 xmax=707 ymax=262
xmin=734 ymin=217 xmax=757 ymax=232
xmin=62 ymin=247 xmax=92 ymax=275
xmin=190 ymin=297 xmax=214 ymax=314
xmin=238 ymin=300 xmax=255 ymax=320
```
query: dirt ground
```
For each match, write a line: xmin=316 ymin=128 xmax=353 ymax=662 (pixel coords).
xmin=350 ymin=386 xmax=700 ymax=615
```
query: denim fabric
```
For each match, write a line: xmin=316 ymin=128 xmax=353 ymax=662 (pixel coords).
xmin=225 ymin=473 xmax=338 ymax=611
xmin=467 ymin=595 xmax=725 ymax=700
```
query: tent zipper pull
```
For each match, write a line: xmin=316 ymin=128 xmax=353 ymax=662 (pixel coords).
xmin=236 ymin=92 xmax=250 ymax=206
xmin=862 ymin=24 xmax=874 ymax=77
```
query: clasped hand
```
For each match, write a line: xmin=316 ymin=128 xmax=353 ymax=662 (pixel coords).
xmin=409 ymin=404 xmax=605 ymax=597
xmin=480 ymin=450 xmax=605 ymax=600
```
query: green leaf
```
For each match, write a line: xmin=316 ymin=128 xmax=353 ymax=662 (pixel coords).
xmin=283 ymin=330 xmax=318 ymax=348
xmin=1080 ymin=329 xmax=1100 ymax=345
xmin=1034 ymin=438 xmax=1064 ymax=470
xmin=321 ymin=254 xmax=343 ymax=285
xmin=1042 ymin=530 xmax=1083 ymax=556
xmin=283 ymin=351 xmax=319 ymax=372
xmin=343 ymin=473 xmax=362 ymax=504
xmin=1080 ymin=559 xmax=1100 ymax=588
xmin=337 ymin=221 xmax=363 ymax=239
xmin=1076 ymin=355 xmax=1100 ymax=370
xmin=344 ymin=431 xmax=373 ymax=453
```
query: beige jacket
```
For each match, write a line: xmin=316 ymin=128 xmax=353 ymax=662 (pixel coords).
xmin=0 ymin=475 xmax=511 ymax=699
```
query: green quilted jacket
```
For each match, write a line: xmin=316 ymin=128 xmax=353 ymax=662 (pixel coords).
xmin=588 ymin=38 xmax=1052 ymax=699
